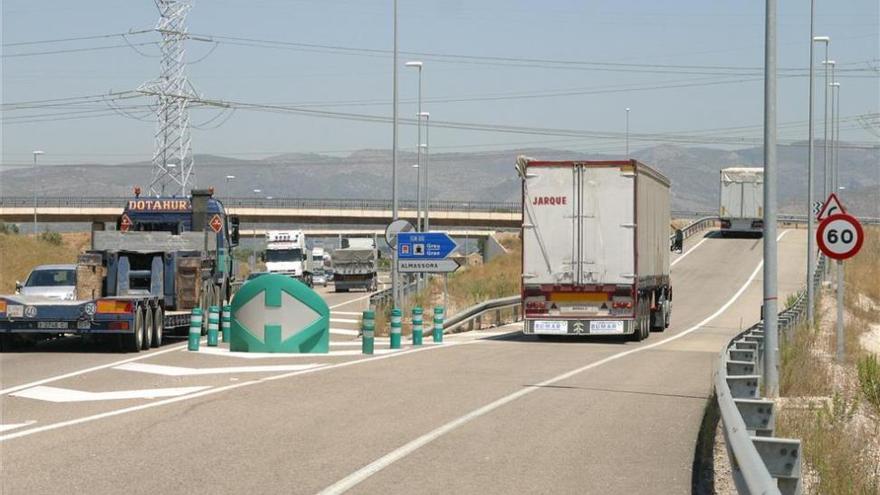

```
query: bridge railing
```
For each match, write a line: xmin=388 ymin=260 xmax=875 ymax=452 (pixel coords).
xmin=714 ymin=257 xmax=824 ymax=495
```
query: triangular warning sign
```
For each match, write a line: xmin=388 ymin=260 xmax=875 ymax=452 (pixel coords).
xmin=817 ymin=193 xmax=846 ymax=221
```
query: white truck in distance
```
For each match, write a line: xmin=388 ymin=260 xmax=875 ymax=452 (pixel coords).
xmin=264 ymin=230 xmax=312 ymax=286
xmin=518 ymin=157 xmax=673 ymax=341
xmin=719 ymin=166 xmax=764 ymax=235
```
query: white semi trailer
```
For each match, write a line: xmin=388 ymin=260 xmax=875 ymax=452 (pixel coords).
xmin=719 ymin=167 xmax=764 ymax=235
xmin=264 ymin=230 xmax=312 ymax=286
xmin=517 ymin=157 xmax=673 ymax=341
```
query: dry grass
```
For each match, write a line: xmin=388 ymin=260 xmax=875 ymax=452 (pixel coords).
xmin=780 ymin=321 xmax=833 ymax=397
xmin=0 ymin=232 xmax=91 ymax=293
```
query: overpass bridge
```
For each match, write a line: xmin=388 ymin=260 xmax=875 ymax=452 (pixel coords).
xmin=0 ymin=196 xmax=521 ymax=229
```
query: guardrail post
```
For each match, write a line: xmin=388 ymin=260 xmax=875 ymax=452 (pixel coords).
xmin=362 ymin=310 xmax=374 ymax=355
xmin=495 ymin=309 xmax=502 ymax=325
xmin=514 ymin=305 xmax=520 ymax=321
xmin=207 ymin=306 xmax=220 ymax=347
xmin=221 ymin=305 xmax=232 ymax=343
xmin=412 ymin=307 xmax=423 ymax=346
xmin=188 ymin=307 xmax=202 ymax=351
xmin=390 ymin=308 xmax=402 ymax=349
xmin=433 ymin=306 xmax=444 ymax=343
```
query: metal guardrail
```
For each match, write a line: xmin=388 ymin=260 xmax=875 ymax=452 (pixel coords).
xmin=715 ymin=257 xmax=825 ymax=495
xmin=368 ymin=279 xmax=419 ymax=309
xmin=443 ymin=295 xmax=521 ymax=333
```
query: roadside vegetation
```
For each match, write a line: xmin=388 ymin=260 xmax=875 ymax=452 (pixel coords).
xmin=777 ymin=226 xmax=880 ymax=494
xmin=0 ymin=230 xmax=91 ymax=293
xmin=372 ymin=233 xmax=521 ymax=336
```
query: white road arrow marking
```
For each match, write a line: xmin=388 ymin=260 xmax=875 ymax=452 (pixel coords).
xmin=11 ymin=385 xmax=210 ymax=403
xmin=114 ymin=362 xmax=324 ymax=376
xmin=0 ymin=421 xmax=37 ymax=433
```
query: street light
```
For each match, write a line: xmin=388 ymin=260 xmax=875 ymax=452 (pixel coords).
xmin=825 ymin=60 xmax=836 ymax=195
xmin=225 ymin=175 xmax=236 ymax=197
xmin=32 ymin=150 xmax=44 ymax=235
xmin=625 ymin=108 xmax=630 ymax=158
xmin=804 ymin=15 xmax=822 ymax=324
xmin=830 ymin=82 xmax=840 ymax=193
xmin=405 ymin=61 xmax=424 ymax=231
xmin=418 ymin=111 xmax=430 ymax=232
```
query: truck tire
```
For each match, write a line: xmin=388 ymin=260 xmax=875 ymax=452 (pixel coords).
xmin=629 ymin=300 xmax=648 ymax=342
xmin=122 ymin=307 xmax=144 ymax=353
xmin=152 ymin=307 xmax=164 ymax=348
xmin=142 ymin=306 xmax=153 ymax=350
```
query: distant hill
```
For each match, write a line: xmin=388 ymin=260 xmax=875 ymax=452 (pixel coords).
xmin=1 ymin=143 xmax=877 ymax=217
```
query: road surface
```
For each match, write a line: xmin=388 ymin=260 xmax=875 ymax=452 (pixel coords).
xmin=0 ymin=230 xmax=807 ymax=494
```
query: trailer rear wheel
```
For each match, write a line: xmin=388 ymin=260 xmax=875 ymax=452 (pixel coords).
xmin=152 ymin=307 xmax=164 ymax=348
xmin=142 ymin=307 xmax=153 ymax=350
xmin=122 ymin=307 xmax=144 ymax=352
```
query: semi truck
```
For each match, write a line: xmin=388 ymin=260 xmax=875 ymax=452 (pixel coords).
xmin=517 ymin=157 xmax=673 ymax=341
xmin=264 ymin=230 xmax=312 ymax=286
xmin=719 ymin=166 xmax=764 ymax=235
xmin=0 ymin=188 xmax=239 ymax=352
xmin=332 ymin=238 xmax=378 ymax=292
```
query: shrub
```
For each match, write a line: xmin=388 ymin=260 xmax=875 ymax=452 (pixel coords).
xmin=858 ymin=353 xmax=880 ymax=412
xmin=38 ymin=230 xmax=63 ymax=246
xmin=0 ymin=222 xmax=20 ymax=235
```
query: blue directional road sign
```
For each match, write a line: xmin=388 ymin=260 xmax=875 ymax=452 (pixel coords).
xmin=397 ymin=232 xmax=457 ymax=260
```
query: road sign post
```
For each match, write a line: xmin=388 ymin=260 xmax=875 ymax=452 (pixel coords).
xmin=229 ymin=273 xmax=330 ymax=353
xmin=817 ymin=212 xmax=864 ymax=363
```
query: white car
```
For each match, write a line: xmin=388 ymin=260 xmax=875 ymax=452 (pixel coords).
xmin=16 ymin=264 xmax=77 ymax=300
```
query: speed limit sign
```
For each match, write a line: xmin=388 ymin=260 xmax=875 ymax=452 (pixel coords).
xmin=817 ymin=213 xmax=864 ymax=260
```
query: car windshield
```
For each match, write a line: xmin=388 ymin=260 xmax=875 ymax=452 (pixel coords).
xmin=265 ymin=248 xmax=302 ymax=262
xmin=26 ymin=269 xmax=76 ymax=287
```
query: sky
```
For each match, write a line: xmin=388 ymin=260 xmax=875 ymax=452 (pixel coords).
xmin=1 ymin=0 xmax=878 ymax=167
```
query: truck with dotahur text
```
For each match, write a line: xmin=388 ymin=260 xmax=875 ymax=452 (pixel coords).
xmin=517 ymin=157 xmax=673 ymax=341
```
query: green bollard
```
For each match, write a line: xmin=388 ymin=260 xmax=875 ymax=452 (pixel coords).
xmin=207 ymin=306 xmax=220 ymax=347
xmin=362 ymin=310 xmax=375 ymax=355
xmin=412 ymin=307 xmax=423 ymax=346
xmin=390 ymin=308 xmax=402 ymax=349
xmin=188 ymin=307 xmax=202 ymax=351
xmin=221 ymin=305 xmax=232 ymax=343
xmin=433 ymin=306 xmax=444 ymax=343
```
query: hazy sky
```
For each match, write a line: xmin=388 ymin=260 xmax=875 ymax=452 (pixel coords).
xmin=2 ymin=0 xmax=878 ymax=166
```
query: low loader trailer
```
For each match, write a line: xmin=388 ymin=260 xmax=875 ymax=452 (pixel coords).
xmin=0 ymin=189 xmax=240 ymax=352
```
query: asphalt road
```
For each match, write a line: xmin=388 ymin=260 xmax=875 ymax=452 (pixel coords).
xmin=0 ymin=230 xmax=808 ymax=495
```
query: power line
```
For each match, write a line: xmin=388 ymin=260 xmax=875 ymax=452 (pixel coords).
xmin=1 ymin=30 xmax=152 ymax=47
xmin=1 ymin=42 xmax=159 ymax=58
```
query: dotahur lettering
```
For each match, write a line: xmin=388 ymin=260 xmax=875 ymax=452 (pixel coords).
xmin=127 ymin=199 xmax=191 ymax=211
xmin=532 ymin=196 xmax=567 ymax=206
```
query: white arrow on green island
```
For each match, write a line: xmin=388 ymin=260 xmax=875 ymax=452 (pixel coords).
xmin=237 ymin=289 xmax=322 ymax=342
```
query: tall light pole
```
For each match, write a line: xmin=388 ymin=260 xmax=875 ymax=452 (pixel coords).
xmin=250 ymin=188 xmax=261 ymax=270
xmin=419 ymin=111 xmax=430 ymax=232
xmin=31 ymin=151 xmax=44 ymax=235
xmin=834 ymin=82 xmax=841 ymax=193
xmin=823 ymin=59 xmax=835 ymax=198
xmin=391 ymin=0 xmax=400 ymax=308
xmin=762 ymin=0 xmax=780 ymax=398
xmin=405 ymin=61 xmax=423 ymax=231
xmin=625 ymin=108 xmax=630 ymax=157
xmin=411 ymin=163 xmax=420 ymax=230
xmin=225 ymin=175 xmax=236 ymax=197
xmin=805 ymin=5 xmax=817 ymax=326
xmin=831 ymin=80 xmax=844 ymax=362
xmin=830 ymin=81 xmax=840 ymax=193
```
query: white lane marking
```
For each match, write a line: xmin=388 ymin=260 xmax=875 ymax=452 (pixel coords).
xmin=330 ymin=318 xmax=360 ymax=324
xmin=114 ymin=362 xmax=323 ymax=376
xmin=329 ymin=292 xmax=375 ymax=309
xmin=11 ymin=385 xmax=210 ymax=403
xmin=0 ymin=421 xmax=36 ymax=433
xmin=0 ymin=342 xmax=194 ymax=396
xmin=331 ymin=328 xmax=359 ymax=336
xmin=0 ymin=341 xmax=473 ymax=442
xmin=332 ymin=311 xmax=363 ymax=316
xmin=316 ymin=230 xmax=790 ymax=495
xmin=671 ymin=237 xmax=708 ymax=267
xmin=188 ymin=346 xmax=400 ymax=358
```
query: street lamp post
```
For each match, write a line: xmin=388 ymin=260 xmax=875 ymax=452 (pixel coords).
xmin=833 ymin=82 xmax=841 ymax=193
xmin=251 ymin=188 xmax=261 ymax=270
xmin=419 ymin=112 xmax=430 ymax=232
xmin=391 ymin=0 xmax=400 ymax=308
xmin=822 ymin=59 xmax=835 ymax=198
xmin=830 ymin=82 xmax=840 ymax=193
xmin=405 ymin=61 xmax=424 ymax=231
xmin=411 ymin=163 xmax=420 ymax=230
xmin=32 ymin=151 xmax=44 ymax=235
xmin=625 ymin=108 xmax=630 ymax=158
xmin=805 ymin=10 xmax=819 ymax=325
xmin=225 ymin=175 xmax=236 ymax=197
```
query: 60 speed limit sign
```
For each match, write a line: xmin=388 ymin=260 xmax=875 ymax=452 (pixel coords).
xmin=817 ymin=213 xmax=864 ymax=260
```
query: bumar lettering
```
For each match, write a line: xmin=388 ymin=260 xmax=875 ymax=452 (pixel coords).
xmin=532 ymin=196 xmax=567 ymax=206
xmin=127 ymin=199 xmax=191 ymax=211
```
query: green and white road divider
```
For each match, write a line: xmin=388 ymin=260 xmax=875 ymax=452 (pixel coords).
xmin=188 ymin=307 xmax=202 ymax=351
xmin=221 ymin=305 xmax=232 ymax=343
xmin=433 ymin=306 xmax=444 ymax=343
xmin=390 ymin=308 xmax=402 ymax=349
xmin=362 ymin=310 xmax=375 ymax=355
xmin=207 ymin=306 xmax=220 ymax=347
xmin=412 ymin=307 xmax=423 ymax=346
